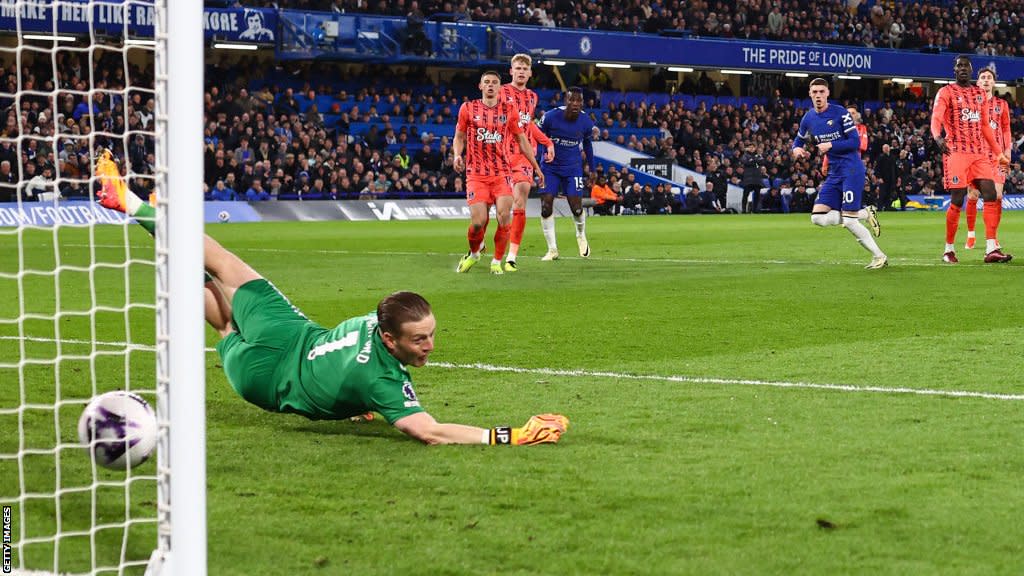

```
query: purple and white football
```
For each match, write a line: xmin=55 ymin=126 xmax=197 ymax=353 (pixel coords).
xmin=77 ymin=391 xmax=157 ymax=470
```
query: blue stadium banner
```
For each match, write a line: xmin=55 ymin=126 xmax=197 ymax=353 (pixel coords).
xmin=495 ymin=25 xmax=1024 ymax=80
xmin=0 ymin=1 xmax=277 ymax=44
xmin=0 ymin=201 xmax=129 ymax=227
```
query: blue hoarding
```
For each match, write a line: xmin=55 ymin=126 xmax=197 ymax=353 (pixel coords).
xmin=494 ymin=25 xmax=1024 ymax=80
xmin=0 ymin=1 xmax=277 ymax=44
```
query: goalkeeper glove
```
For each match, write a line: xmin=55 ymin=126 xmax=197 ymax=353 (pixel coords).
xmin=489 ymin=413 xmax=569 ymax=445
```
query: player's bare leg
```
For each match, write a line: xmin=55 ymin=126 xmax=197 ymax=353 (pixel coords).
xmin=490 ymin=195 xmax=513 ymax=274
xmin=539 ymin=193 xmax=559 ymax=260
xmin=204 ymin=280 xmax=233 ymax=338
xmin=964 ymin=188 xmax=979 ymax=249
xmin=204 ymin=235 xmax=263 ymax=302
xmin=457 ymin=202 xmax=489 ymax=273
xmin=567 ymin=195 xmax=590 ymax=257
xmin=505 ymin=181 xmax=531 ymax=271
xmin=977 ymin=179 xmax=1011 ymax=263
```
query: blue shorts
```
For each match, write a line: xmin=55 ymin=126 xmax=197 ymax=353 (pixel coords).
xmin=541 ymin=167 xmax=586 ymax=197
xmin=816 ymin=165 xmax=866 ymax=212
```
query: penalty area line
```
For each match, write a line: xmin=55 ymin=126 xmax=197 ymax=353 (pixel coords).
xmin=427 ymin=361 xmax=1024 ymax=402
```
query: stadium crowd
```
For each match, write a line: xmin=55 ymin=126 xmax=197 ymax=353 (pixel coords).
xmin=242 ymin=0 xmax=1024 ymax=58
xmin=3 ymin=51 xmax=1024 ymax=213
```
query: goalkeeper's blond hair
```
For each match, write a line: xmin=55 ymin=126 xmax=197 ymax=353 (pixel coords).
xmin=510 ymin=53 xmax=533 ymax=67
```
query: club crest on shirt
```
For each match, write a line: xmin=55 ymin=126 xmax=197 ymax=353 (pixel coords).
xmin=952 ymin=175 xmax=960 ymax=184
xmin=498 ymin=114 xmax=507 ymax=124
xmin=976 ymin=95 xmax=984 ymax=104
xmin=827 ymin=120 xmax=833 ymax=126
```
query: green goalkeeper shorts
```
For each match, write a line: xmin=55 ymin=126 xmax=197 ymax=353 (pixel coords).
xmin=216 ymin=278 xmax=317 ymax=412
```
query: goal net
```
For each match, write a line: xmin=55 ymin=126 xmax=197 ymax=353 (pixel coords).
xmin=0 ymin=1 xmax=205 ymax=574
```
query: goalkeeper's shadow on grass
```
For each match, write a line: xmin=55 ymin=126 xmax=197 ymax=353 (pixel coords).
xmin=290 ymin=421 xmax=407 ymax=441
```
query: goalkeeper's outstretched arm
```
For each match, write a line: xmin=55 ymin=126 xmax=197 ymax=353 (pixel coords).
xmin=394 ymin=412 xmax=569 ymax=446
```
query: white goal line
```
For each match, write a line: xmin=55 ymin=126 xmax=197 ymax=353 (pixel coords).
xmin=4 ymin=335 xmax=1022 ymax=402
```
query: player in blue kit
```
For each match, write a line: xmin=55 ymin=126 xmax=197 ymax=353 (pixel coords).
xmin=792 ymin=78 xmax=888 ymax=270
xmin=538 ymin=87 xmax=596 ymax=260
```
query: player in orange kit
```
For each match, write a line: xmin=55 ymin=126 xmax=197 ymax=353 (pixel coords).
xmin=962 ymin=66 xmax=1011 ymax=251
xmin=453 ymin=70 xmax=544 ymax=275
xmin=500 ymin=53 xmax=554 ymax=272
xmin=930 ymin=55 xmax=1010 ymax=264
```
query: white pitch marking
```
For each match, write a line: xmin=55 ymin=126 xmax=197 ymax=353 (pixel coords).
xmin=5 ymin=337 xmax=1022 ymax=401
xmin=426 ymin=361 xmax=1024 ymax=402
xmin=67 ymin=243 xmax=1010 ymax=268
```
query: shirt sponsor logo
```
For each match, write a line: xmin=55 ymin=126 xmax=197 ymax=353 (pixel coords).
xmin=475 ymin=128 xmax=503 ymax=143
xmin=961 ymin=109 xmax=981 ymax=123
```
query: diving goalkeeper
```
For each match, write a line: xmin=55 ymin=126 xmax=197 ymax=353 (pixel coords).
xmin=95 ymin=151 xmax=568 ymax=445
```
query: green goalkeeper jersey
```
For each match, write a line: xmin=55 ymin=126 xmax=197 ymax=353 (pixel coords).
xmin=282 ymin=312 xmax=424 ymax=424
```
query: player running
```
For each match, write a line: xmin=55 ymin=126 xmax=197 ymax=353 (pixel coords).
xmin=930 ymin=55 xmax=1010 ymax=264
xmin=453 ymin=70 xmax=544 ymax=275
xmin=962 ymin=66 xmax=1011 ymax=252
xmin=537 ymin=87 xmax=596 ymax=260
xmin=500 ymin=53 xmax=554 ymax=272
xmin=93 ymin=150 xmax=568 ymax=445
xmin=792 ymin=78 xmax=888 ymax=270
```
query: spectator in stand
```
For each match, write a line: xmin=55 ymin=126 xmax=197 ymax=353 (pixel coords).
xmin=699 ymin=181 xmax=725 ymax=214
xmin=245 ymin=179 xmax=270 ymax=201
xmin=590 ymin=175 xmax=620 ymax=216
xmin=211 ymin=179 xmax=236 ymax=201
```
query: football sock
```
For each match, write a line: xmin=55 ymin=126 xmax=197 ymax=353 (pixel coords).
xmin=540 ymin=215 xmax=557 ymax=251
xmin=945 ymin=243 xmax=955 ymax=253
xmin=132 ymin=202 xmax=156 ymax=237
xmin=509 ymin=209 xmax=526 ymax=260
xmin=572 ymin=211 xmax=586 ymax=237
xmin=842 ymin=216 xmax=884 ymax=257
xmin=493 ymin=223 xmax=510 ymax=261
xmin=986 ymin=239 xmax=998 ymax=253
xmin=995 ymin=200 xmax=1003 ymax=246
xmin=966 ymin=199 xmax=977 ymax=233
xmin=468 ymin=225 xmax=485 ymax=256
xmin=983 ymin=200 xmax=1000 ymax=241
xmin=945 ymin=204 xmax=961 ymax=244
xmin=856 ymin=208 xmax=869 ymax=220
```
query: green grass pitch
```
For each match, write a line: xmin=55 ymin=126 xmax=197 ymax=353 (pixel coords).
xmin=2 ymin=212 xmax=1023 ymax=575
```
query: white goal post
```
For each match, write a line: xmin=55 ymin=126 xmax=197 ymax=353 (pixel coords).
xmin=0 ymin=0 xmax=206 ymax=574
xmin=160 ymin=0 xmax=206 ymax=574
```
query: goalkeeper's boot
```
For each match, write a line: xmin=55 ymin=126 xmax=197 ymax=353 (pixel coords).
xmin=865 ymin=254 xmax=888 ymax=270
xmin=348 ymin=412 xmax=375 ymax=423
xmin=95 ymin=150 xmax=129 ymax=213
xmin=456 ymin=252 xmax=480 ymax=273
xmin=965 ymin=234 xmax=976 ymax=250
xmin=865 ymin=205 xmax=881 ymax=238
xmin=503 ymin=260 xmax=518 ymax=272
xmin=489 ymin=261 xmax=504 ymax=275
xmin=577 ymin=235 xmax=590 ymax=258
xmin=541 ymin=250 xmax=559 ymax=261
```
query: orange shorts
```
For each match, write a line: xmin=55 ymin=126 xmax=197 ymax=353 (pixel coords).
xmin=510 ymin=160 xmax=534 ymax=185
xmin=943 ymin=152 xmax=994 ymax=190
xmin=466 ymin=175 xmax=512 ymax=206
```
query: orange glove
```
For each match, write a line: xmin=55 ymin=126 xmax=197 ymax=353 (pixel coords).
xmin=489 ymin=413 xmax=570 ymax=445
